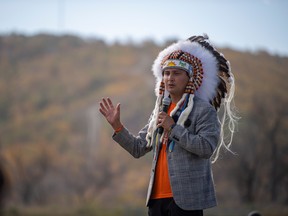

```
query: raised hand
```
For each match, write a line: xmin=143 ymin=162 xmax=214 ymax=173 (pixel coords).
xmin=99 ymin=98 xmax=122 ymax=130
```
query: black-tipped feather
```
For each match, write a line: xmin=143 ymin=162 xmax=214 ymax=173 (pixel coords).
xmin=187 ymin=34 xmax=231 ymax=110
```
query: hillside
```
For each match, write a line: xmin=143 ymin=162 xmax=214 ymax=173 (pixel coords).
xmin=0 ymin=34 xmax=287 ymax=215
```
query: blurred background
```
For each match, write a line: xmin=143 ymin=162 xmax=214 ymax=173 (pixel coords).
xmin=0 ymin=0 xmax=287 ymax=215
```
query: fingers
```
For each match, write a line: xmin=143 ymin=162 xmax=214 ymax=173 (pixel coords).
xmin=107 ymin=98 xmax=114 ymax=109
xmin=158 ymin=112 xmax=166 ymax=121
xmin=100 ymin=98 xmax=113 ymax=108
xmin=99 ymin=106 xmax=106 ymax=117
xmin=157 ymin=112 xmax=165 ymax=126
xmin=99 ymin=98 xmax=122 ymax=130
xmin=99 ymin=97 xmax=119 ymax=117
xmin=102 ymin=98 xmax=110 ymax=109
xmin=99 ymin=98 xmax=111 ymax=116
xmin=99 ymin=99 xmax=108 ymax=115
xmin=116 ymin=103 xmax=120 ymax=113
xmin=157 ymin=112 xmax=175 ymax=130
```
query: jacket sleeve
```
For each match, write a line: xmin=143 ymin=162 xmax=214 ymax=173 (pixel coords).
xmin=169 ymin=103 xmax=220 ymax=159
xmin=112 ymin=124 xmax=152 ymax=158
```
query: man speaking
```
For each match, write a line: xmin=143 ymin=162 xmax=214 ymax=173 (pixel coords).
xmin=99 ymin=34 xmax=237 ymax=216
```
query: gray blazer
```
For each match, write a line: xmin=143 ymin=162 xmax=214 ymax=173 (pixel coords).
xmin=113 ymin=97 xmax=220 ymax=210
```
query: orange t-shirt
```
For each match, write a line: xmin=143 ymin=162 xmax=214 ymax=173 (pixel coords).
xmin=151 ymin=102 xmax=176 ymax=199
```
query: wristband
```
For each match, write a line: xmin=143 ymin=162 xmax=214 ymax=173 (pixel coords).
xmin=115 ymin=124 xmax=124 ymax=133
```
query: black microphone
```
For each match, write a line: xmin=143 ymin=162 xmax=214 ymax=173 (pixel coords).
xmin=158 ymin=97 xmax=171 ymax=135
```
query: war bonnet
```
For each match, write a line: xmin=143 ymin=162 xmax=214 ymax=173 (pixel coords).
xmin=146 ymin=34 xmax=237 ymax=162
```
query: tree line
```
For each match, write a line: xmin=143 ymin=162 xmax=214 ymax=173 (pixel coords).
xmin=0 ymin=33 xmax=287 ymax=214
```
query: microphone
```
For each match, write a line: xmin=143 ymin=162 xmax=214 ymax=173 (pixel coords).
xmin=158 ymin=97 xmax=171 ymax=135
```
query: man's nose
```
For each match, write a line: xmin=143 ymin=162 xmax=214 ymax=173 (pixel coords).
xmin=168 ymin=73 xmax=175 ymax=80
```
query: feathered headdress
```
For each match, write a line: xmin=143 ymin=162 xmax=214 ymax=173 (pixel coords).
xmin=146 ymin=34 xmax=237 ymax=162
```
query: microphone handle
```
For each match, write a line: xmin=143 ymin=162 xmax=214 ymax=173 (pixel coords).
xmin=158 ymin=105 xmax=169 ymax=135
xmin=158 ymin=126 xmax=164 ymax=135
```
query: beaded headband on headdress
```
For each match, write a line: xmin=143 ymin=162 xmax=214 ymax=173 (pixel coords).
xmin=162 ymin=59 xmax=193 ymax=75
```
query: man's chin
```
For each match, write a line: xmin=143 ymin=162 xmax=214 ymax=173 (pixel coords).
xmin=167 ymin=90 xmax=178 ymax=95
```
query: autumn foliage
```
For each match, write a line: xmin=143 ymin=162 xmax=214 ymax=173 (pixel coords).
xmin=0 ymin=34 xmax=287 ymax=215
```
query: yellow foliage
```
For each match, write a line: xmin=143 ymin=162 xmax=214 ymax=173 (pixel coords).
xmin=0 ymin=34 xmax=287 ymax=209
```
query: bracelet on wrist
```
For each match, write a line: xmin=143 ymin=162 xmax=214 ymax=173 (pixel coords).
xmin=115 ymin=124 xmax=124 ymax=133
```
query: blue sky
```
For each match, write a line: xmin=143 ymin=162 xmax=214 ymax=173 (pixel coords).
xmin=0 ymin=0 xmax=287 ymax=56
